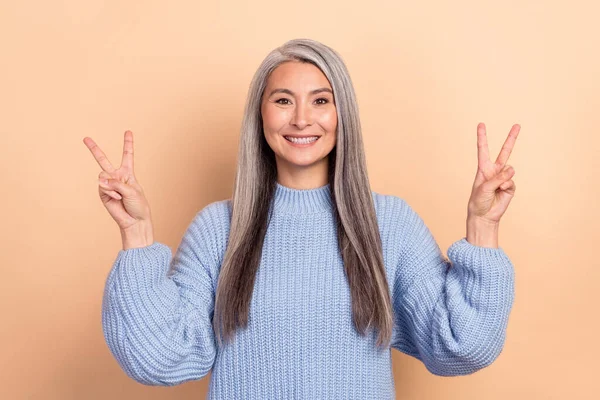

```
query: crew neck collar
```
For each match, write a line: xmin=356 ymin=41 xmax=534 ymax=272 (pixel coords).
xmin=272 ymin=182 xmax=333 ymax=214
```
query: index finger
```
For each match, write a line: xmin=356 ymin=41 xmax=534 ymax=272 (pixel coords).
xmin=121 ymin=130 xmax=134 ymax=172
xmin=495 ymin=124 xmax=520 ymax=166
xmin=83 ymin=137 xmax=116 ymax=173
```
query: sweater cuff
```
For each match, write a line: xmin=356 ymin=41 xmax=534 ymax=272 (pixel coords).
xmin=112 ymin=242 xmax=173 ymax=284
xmin=447 ymin=237 xmax=514 ymax=277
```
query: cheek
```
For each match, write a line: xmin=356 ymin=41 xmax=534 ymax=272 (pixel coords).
xmin=319 ymin=109 xmax=338 ymax=133
xmin=262 ymin=106 xmax=289 ymax=132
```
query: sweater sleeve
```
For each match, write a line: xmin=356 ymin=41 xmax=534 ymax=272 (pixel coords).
xmin=101 ymin=203 xmax=225 ymax=386
xmin=389 ymin=197 xmax=515 ymax=376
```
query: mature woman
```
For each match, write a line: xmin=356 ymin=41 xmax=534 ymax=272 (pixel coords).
xmin=84 ymin=38 xmax=519 ymax=399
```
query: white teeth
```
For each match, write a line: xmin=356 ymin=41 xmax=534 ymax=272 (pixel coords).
xmin=285 ymin=136 xmax=319 ymax=144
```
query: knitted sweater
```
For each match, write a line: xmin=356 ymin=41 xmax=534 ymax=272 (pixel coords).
xmin=101 ymin=182 xmax=515 ymax=399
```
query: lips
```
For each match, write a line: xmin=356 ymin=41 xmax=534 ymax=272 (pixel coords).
xmin=284 ymin=136 xmax=320 ymax=142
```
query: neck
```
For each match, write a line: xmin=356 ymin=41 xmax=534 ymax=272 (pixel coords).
xmin=275 ymin=156 xmax=330 ymax=190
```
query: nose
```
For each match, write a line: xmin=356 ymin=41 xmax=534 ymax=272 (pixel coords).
xmin=290 ymin=102 xmax=312 ymax=130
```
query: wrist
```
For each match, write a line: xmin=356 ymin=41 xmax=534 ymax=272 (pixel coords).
xmin=121 ymin=221 xmax=154 ymax=250
xmin=466 ymin=216 xmax=499 ymax=248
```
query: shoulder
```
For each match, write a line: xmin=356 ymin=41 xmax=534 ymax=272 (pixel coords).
xmin=370 ymin=190 xmax=426 ymax=248
xmin=194 ymin=198 xmax=232 ymax=227
xmin=371 ymin=190 xmax=408 ymax=215
xmin=184 ymin=198 xmax=232 ymax=266
xmin=194 ymin=197 xmax=232 ymax=236
xmin=370 ymin=190 xmax=414 ymax=228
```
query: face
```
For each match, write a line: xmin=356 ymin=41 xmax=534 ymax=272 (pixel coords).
xmin=261 ymin=61 xmax=337 ymax=178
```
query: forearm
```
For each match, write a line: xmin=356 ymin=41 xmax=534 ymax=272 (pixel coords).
xmin=399 ymin=238 xmax=515 ymax=376
xmin=102 ymin=242 xmax=215 ymax=385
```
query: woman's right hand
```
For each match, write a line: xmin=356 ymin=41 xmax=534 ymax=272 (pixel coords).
xmin=83 ymin=131 xmax=153 ymax=233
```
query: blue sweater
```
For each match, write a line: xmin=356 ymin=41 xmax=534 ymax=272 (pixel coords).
xmin=101 ymin=182 xmax=515 ymax=399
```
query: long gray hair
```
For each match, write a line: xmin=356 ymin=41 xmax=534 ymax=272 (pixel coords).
xmin=213 ymin=38 xmax=393 ymax=349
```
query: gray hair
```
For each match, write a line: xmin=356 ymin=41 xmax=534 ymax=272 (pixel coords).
xmin=213 ymin=38 xmax=393 ymax=349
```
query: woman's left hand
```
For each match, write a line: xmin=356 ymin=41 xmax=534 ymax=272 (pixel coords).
xmin=467 ymin=123 xmax=520 ymax=224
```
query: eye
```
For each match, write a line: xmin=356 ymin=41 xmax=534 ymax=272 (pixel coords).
xmin=274 ymin=97 xmax=330 ymax=105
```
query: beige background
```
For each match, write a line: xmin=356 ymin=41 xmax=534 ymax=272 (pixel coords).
xmin=1 ymin=0 xmax=598 ymax=399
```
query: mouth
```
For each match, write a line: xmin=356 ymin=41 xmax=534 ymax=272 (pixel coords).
xmin=283 ymin=135 xmax=321 ymax=144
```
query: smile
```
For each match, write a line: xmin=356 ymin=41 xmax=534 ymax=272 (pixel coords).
xmin=284 ymin=136 xmax=320 ymax=146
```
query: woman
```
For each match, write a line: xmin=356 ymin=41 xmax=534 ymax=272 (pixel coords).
xmin=84 ymin=38 xmax=518 ymax=399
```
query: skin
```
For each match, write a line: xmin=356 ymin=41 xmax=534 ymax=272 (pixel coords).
xmin=466 ymin=122 xmax=520 ymax=247
xmin=261 ymin=61 xmax=338 ymax=189
xmin=468 ymin=122 xmax=520 ymax=223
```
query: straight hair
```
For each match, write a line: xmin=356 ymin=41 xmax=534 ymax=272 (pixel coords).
xmin=213 ymin=38 xmax=393 ymax=349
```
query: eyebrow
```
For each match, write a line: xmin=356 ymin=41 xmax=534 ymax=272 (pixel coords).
xmin=268 ymin=87 xmax=333 ymax=97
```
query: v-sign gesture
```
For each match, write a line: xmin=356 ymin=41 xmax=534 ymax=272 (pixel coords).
xmin=83 ymin=130 xmax=153 ymax=232
xmin=467 ymin=123 xmax=520 ymax=225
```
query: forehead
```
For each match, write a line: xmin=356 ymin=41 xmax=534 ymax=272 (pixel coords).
xmin=265 ymin=61 xmax=331 ymax=89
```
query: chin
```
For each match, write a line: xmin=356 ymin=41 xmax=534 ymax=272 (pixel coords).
xmin=280 ymin=154 xmax=329 ymax=168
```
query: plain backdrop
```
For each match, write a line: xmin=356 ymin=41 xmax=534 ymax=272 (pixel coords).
xmin=1 ymin=1 xmax=598 ymax=399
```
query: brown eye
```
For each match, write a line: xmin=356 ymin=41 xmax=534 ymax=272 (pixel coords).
xmin=275 ymin=98 xmax=291 ymax=105
xmin=315 ymin=98 xmax=329 ymax=105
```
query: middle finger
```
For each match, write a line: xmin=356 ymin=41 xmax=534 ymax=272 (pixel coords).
xmin=495 ymin=124 xmax=520 ymax=167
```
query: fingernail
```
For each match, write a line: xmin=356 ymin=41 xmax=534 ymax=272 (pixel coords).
xmin=99 ymin=179 xmax=109 ymax=185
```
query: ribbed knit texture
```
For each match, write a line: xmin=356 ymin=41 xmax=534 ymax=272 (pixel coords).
xmin=101 ymin=182 xmax=515 ymax=399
